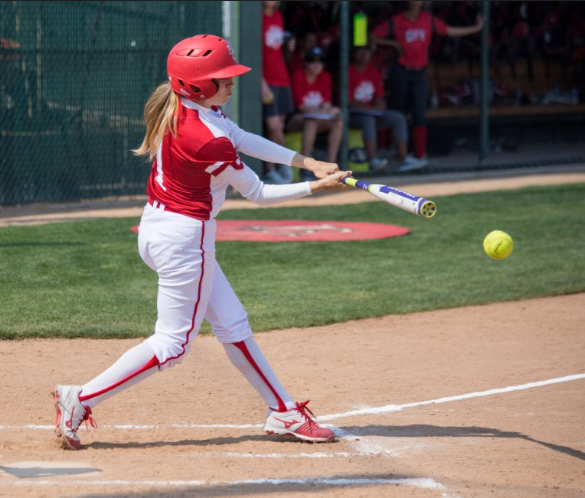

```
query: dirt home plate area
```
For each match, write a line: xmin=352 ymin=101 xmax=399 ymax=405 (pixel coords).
xmin=1 ymin=173 xmax=584 ymax=498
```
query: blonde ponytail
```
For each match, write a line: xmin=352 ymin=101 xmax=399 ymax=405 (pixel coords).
xmin=133 ymin=82 xmax=179 ymax=161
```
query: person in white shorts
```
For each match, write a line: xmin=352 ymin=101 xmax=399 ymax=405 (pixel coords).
xmin=53 ymin=34 xmax=351 ymax=450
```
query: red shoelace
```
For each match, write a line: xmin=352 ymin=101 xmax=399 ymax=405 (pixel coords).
xmin=81 ymin=407 xmax=98 ymax=432
xmin=295 ymin=400 xmax=317 ymax=426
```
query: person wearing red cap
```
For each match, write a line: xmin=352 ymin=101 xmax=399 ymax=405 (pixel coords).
xmin=52 ymin=35 xmax=350 ymax=450
xmin=372 ymin=1 xmax=484 ymax=167
xmin=287 ymin=46 xmax=343 ymax=180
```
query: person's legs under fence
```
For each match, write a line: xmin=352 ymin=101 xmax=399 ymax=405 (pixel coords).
xmin=264 ymin=115 xmax=288 ymax=184
xmin=377 ymin=110 xmax=427 ymax=172
xmin=263 ymin=86 xmax=294 ymax=184
xmin=205 ymin=261 xmax=335 ymax=443
xmin=349 ymin=113 xmax=387 ymax=173
xmin=411 ymin=69 xmax=429 ymax=162
xmin=54 ymin=205 xmax=217 ymax=449
xmin=326 ymin=117 xmax=343 ymax=163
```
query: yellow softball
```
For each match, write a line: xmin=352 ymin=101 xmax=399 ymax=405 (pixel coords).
xmin=483 ymin=230 xmax=514 ymax=260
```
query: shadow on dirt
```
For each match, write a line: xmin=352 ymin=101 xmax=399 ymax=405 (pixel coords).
xmin=85 ymin=432 xmax=339 ymax=450
xmin=339 ymin=424 xmax=585 ymax=461
xmin=74 ymin=473 xmax=431 ymax=498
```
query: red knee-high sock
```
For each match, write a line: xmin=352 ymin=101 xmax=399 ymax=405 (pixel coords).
xmin=413 ymin=125 xmax=427 ymax=159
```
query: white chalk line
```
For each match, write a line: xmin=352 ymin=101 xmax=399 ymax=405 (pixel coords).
xmin=0 ymin=476 xmax=445 ymax=491
xmin=3 ymin=372 xmax=583 ymax=431
xmin=318 ymin=372 xmax=585 ymax=421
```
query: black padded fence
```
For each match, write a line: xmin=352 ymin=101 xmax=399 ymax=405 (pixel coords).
xmin=0 ymin=1 xmax=223 ymax=205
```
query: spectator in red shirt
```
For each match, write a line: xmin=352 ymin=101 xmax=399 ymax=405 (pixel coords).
xmin=349 ymin=45 xmax=424 ymax=173
xmin=288 ymin=30 xmax=319 ymax=76
xmin=371 ymin=1 xmax=484 ymax=166
xmin=262 ymin=1 xmax=296 ymax=184
xmin=287 ymin=47 xmax=343 ymax=180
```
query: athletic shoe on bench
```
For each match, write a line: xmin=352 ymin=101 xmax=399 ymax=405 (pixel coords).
xmin=397 ymin=154 xmax=427 ymax=172
xmin=369 ymin=157 xmax=389 ymax=173
xmin=263 ymin=400 xmax=335 ymax=443
xmin=53 ymin=385 xmax=97 ymax=450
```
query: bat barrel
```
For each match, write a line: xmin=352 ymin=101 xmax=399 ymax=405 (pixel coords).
xmin=342 ymin=177 xmax=437 ymax=219
xmin=418 ymin=200 xmax=437 ymax=218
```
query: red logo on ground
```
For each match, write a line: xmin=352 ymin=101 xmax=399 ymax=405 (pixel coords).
xmin=131 ymin=220 xmax=410 ymax=242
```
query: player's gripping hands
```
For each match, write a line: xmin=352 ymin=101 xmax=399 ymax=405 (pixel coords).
xmin=310 ymin=170 xmax=353 ymax=193
xmin=291 ymin=154 xmax=341 ymax=179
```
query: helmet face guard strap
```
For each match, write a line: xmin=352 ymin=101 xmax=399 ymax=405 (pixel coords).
xmin=167 ymin=35 xmax=251 ymax=101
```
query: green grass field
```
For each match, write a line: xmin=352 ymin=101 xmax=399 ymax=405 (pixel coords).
xmin=1 ymin=183 xmax=584 ymax=339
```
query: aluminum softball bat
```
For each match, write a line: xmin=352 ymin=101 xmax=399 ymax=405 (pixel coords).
xmin=342 ymin=177 xmax=437 ymax=218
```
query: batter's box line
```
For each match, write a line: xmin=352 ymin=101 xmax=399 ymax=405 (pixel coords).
xmin=3 ymin=372 xmax=584 ymax=431
xmin=0 ymin=476 xmax=449 ymax=493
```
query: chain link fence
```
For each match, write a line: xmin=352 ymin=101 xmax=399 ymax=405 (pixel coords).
xmin=1 ymin=1 xmax=223 ymax=205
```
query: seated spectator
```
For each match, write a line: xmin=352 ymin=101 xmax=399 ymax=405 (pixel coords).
xmin=287 ymin=47 xmax=343 ymax=181
xmin=349 ymin=45 xmax=425 ymax=173
xmin=288 ymin=30 xmax=319 ymax=76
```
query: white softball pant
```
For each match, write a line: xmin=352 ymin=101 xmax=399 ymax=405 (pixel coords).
xmin=79 ymin=203 xmax=294 ymax=412
xmin=138 ymin=203 xmax=252 ymax=366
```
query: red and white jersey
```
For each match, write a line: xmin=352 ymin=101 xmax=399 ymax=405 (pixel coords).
xmin=371 ymin=12 xmax=448 ymax=69
xmin=291 ymin=70 xmax=332 ymax=109
xmin=348 ymin=64 xmax=384 ymax=106
xmin=147 ymin=97 xmax=306 ymax=221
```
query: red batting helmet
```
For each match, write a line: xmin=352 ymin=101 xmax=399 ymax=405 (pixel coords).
xmin=167 ymin=35 xmax=251 ymax=101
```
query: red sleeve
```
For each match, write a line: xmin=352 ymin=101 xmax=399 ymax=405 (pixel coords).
xmin=196 ymin=137 xmax=244 ymax=176
xmin=322 ymin=71 xmax=332 ymax=103
xmin=371 ymin=20 xmax=390 ymax=38
xmin=291 ymin=70 xmax=305 ymax=107
xmin=433 ymin=16 xmax=449 ymax=36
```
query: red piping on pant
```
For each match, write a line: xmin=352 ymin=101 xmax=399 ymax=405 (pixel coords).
xmin=232 ymin=340 xmax=287 ymax=412
xmin=79 ymin=355 xmax=160 ymax=401
xmin=160 ymin=221 xmax=206 ymax=366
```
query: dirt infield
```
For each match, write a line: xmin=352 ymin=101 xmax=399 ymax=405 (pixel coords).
xmin=1 ymin=172 xmax=584 ymax=497
xmin=0 ymin=294 xmax=584 ymax=497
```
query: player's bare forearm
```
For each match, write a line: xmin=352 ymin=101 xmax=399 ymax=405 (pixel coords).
xmin=291 ymin=153 xmax=340 ymax=179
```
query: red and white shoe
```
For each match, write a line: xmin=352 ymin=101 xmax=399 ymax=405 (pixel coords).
xmin=263 ymin=400 xmax=335 ymax=443
xmin=53 ymin=385 xmax=97 ymax=450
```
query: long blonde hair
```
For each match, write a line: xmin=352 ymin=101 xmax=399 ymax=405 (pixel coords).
xmin=133 ymin=82 xmax=179 ymax=160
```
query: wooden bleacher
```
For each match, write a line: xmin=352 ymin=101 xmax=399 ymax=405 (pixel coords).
xmin=425 ymin=57 xmax=584 ymax=121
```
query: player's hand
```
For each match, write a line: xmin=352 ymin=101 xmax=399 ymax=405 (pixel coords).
xmin=261 ymin=79 xmax=274 ymax=105
xmin=306 ymin=158 xmax=340 ymax=179
xmin=310 ymin=171 xmax=352 ymax=193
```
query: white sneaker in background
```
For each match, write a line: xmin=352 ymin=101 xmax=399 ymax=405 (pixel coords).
xmin=369 ymin=157 xmax=389 ymax=173
xmin=276 ymin=164 xmax=294 ymax=184
xmin=397 ymin=154 xmax=427 ymax=172
xmin=264 ymin=169 xmax=287 ymax=185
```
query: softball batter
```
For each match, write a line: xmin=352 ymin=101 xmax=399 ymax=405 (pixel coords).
xmin=53 ymin=35 xmax=350 ymax=449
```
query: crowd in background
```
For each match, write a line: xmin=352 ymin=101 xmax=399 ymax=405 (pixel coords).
xmin=260 ymin=1 xmax=585 ymax=184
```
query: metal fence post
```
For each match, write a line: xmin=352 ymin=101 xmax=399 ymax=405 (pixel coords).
xmin=479 ymin=1 xmax=490 ymax=167
xmin=340 ymin=1 xmax=349 ymax=170
xmin=237 ymin=0 xmax=263 ymax=176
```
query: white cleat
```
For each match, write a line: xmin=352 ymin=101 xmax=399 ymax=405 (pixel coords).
xmin=53 ymin=385 xmax=96 ymax=450
xmin=263 ymin=400 xmax=335 ymax=443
